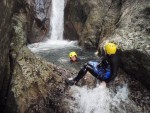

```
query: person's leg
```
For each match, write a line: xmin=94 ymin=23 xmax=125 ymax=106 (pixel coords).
xmin=86 ymin=65 xmax=101 ymax=80
xmin=74 ymin=62 xmax=102 ymax=82
xmin=102 ymin=68 xmax=111 ymax=82
xmin=65 ymin=64 xmax=88 ymax=85
xmin=86 ymin=61 xmax=102 ymax=79
xmin=66 ymin=62 xmax=101 ymax=85
xmin=73 ymin=66 xmax=87 ymax=82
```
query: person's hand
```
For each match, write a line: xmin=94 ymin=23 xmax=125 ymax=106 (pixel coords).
xmin=99 ymin=81 xmax=107 ymax=89
xmin=94 ymin=51 xmax=99 ymax=56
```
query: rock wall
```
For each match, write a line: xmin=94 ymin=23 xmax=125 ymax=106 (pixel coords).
xmin=26 ymin=0 xmax=51 ymax=43
xmin=0 ymin=0 xmax=15 ymax=112
xmin=9 ymin=2 xmax=73 ymax=113
xmin=64 ymin=0 xmax=87 ymax=40
xmin=64 ymin=0 xmax=122 ymax=48
xmin=99 ymin=0 xmax=150 ymax=90
xmin=0 ymin=0 xmax=70 ymax=113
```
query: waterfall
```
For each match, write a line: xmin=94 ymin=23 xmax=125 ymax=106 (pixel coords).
xmin=28 ymin=0 xmax=70 ymax=51
xmin=50 ymin=0 xmax=65 ymax=40
xmin=69 ymin=84 xmax=129 ymax=113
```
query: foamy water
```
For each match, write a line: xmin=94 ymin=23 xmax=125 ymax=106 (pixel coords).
xmin=28 ymin=40 xmax=79 ymax=52
xmin=69 ymin=84 xmax=129 ymax=113
xmin=50 ymin=0 xmax=65 ymax=40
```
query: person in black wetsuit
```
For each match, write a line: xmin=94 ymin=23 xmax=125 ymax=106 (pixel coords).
xmin=66 ymin=42 xmax=120 ymax=85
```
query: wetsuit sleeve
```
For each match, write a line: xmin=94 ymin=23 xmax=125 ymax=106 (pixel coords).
xmin=105 ymin=55 xmax=119 ymax=83
xmin=97 ymin=56 xmax=104 ymax=67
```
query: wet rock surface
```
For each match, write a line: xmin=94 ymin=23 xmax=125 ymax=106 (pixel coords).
xmin=109 ymin=70 xmax=150 ymax=113
xmin=10 ymin=47 xmax=69 ymax=113
xmin=0 ymin=0 xmax=16 ymax=112
xmin=99 ymin=0 xmax=150 ymax=90
xmin=26 ymin=0 xmax=51 ymax=43
xmin=64 ymin=0 xmax=122 ymax=48
xmin=64 ymin=0 xmax=87 ymax=40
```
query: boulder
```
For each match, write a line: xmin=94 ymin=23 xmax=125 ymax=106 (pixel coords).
xmin=109 ymin=70 xmax=150 ymax=113
xmin=64 ymin=0 xmax=87 ymax=40
xmin=26 ymin=0 xmax=51 ymax=43
xmin=64 ymin=0 xmax=122 ymax=48
xmin=0 ymin=0 xmax=16 ymax=112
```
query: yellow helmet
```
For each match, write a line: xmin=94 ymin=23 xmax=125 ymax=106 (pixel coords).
xmin=69 ymin=51 xmax=77 ymax=58
xmin=104 ymin=43 xmax=117 ymax=55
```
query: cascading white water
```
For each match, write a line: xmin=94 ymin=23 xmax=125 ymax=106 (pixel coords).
xmin=69 ymin=84 xmax=129 ymax=113
xmin=28 ymin=0 xmax=71 ymax=51
xmin=50 ymin=0 xmax=65 ymax=40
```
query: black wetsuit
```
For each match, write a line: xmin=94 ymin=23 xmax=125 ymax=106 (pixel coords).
xmin=73 ymin=50 xmax=120 ymax=83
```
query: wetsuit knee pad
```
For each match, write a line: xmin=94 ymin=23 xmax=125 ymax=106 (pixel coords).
xmin=103 ymin=71 xmax=111 ymax=80
xmin=87 ymin=61 xmax=99 ymax=67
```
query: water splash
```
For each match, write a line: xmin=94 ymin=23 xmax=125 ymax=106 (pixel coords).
xmin=69 ymin=84 xmax=129 ymax=113
xmin=50 ymin=0 xmax=65 ymax=40
xmin=28 ymin=40 xmax=79 ymax=52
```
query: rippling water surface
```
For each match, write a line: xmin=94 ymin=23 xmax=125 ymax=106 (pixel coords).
xmin=28 ymin=40 xmax=98 ymax=70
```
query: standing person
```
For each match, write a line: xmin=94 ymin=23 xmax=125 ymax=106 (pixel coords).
xmin=66 ymin=42 xmax=120 ymax=85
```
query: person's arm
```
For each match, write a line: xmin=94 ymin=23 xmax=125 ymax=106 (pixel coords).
xmin=98 ymin=48 xmax=107 ymax=67
xmin=105 ymin=55 xmax=119 ymax=83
